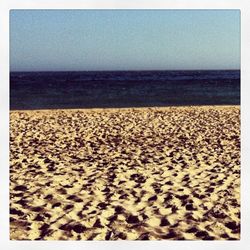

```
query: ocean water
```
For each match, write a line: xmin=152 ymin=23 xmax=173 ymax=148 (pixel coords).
xmin=10 ymin=70 xmax=240 ymax=110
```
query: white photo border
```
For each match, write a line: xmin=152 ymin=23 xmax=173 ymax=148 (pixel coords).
xmin=1 ymin=0 xmax=249 ymax=249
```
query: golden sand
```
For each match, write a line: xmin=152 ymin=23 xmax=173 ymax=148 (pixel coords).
xmin=10 ymin=106 xmax=240 ymax=240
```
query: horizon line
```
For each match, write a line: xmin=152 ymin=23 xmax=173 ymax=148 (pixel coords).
xmin=10 ymin=69 xmax=241 ymax=73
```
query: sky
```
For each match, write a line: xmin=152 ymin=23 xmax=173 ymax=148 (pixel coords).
xmin=10 ymin=10 xmax=240 ymax=71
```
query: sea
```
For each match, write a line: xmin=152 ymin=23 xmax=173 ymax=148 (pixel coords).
xmin=10 ymin=70 xmax=240 ymax=110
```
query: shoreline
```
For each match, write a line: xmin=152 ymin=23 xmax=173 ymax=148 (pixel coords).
xmin=10 ymin=104 xmax=240 ymax=113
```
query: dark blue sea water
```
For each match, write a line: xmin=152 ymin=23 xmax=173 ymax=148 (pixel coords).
xmin=10 ymin=70 xmax=240 ymax=110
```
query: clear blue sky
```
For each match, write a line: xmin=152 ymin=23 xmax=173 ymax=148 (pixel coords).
xmin=10 ymin=10 xmax=240 ymax=71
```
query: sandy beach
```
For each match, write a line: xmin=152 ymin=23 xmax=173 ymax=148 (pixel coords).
xmin=10 ymin=106 xmax=240 ymax=240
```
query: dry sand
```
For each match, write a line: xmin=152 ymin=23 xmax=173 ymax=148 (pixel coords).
xmin=10 ymin=106 xmax=240 ymax=240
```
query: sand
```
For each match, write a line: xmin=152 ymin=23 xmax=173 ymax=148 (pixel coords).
xmin=10 ymin=106 xmax=240 ymax=240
